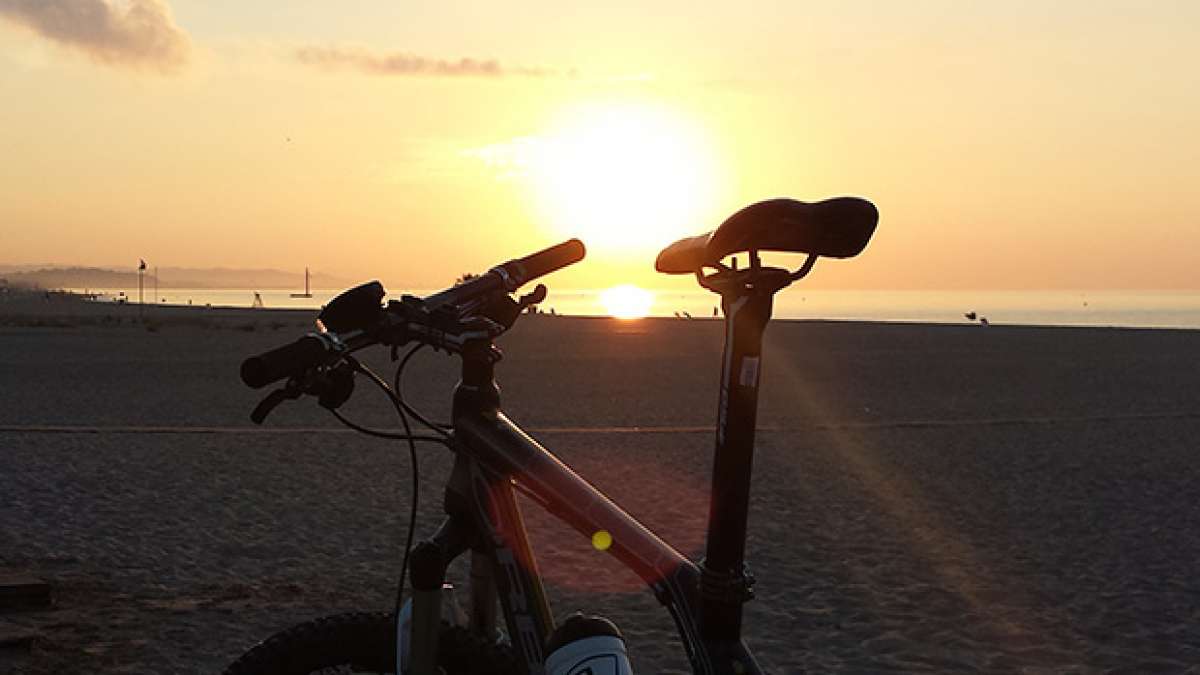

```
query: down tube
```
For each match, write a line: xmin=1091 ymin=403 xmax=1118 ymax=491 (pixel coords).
xmin=456 ymin=412 xmax=716 ymax=673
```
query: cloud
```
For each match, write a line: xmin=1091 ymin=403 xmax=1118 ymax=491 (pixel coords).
xmin=294 ymin=45 xmax=566 ymax=78
xmin=0 ymin=0 xmax=191 ymax=73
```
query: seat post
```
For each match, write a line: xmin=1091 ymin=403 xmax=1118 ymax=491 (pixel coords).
xmin=700 ymin=276 xmax=775 ymax=645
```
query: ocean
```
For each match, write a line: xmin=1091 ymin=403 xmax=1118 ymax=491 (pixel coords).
xmin=76 ymin=287 xmax=1200 ymax=330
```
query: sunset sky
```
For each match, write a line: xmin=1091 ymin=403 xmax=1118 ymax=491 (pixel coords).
xmin=1 ymin=1 xmax=1197 ymax=291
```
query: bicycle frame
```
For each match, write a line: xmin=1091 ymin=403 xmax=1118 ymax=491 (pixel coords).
xmin=405 ymin=278 xmax=777 ymax=675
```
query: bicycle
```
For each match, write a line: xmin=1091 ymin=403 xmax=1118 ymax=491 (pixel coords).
xmin=227 ymin=196 xmax=878 ymax=675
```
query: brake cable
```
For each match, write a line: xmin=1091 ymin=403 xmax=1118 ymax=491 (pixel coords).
xmin=392 ymin=344 xmax=452 ymax=437
xmin=323 ymin=356 xmax=428 ymax=629
xmin=327 ymin=409 xmax=448 ymax=445
xmin=324 ymin=358 xmax=449 ymax=446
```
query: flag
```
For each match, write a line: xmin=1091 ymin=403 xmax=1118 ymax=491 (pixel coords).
xmin=139 ymin=259 xmax=146 ymax=271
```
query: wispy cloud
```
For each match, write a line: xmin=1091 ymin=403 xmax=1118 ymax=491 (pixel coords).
xmin=294 ymin=45 xmax=568 ymax=78
xmin=0 ymin=0 xmax=190 ymax=73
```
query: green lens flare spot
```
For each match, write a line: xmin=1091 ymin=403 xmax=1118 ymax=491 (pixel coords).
xmin=591 ymin=530 xmax=613 ymax=551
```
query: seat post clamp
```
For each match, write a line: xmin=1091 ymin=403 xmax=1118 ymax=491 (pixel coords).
xmin=699 ymin=560 xmax=757 ymax=606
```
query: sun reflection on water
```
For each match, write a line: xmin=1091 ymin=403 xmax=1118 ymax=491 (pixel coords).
xmin=599 ymin=284 xmax=653 ymax=319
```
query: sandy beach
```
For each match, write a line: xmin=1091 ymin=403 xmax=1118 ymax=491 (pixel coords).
xmin=2 ymin=292 xmax=1200 ymax=673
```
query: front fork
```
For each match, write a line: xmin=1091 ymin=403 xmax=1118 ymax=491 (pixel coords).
xmin=401 ymin=453 xmax=554 ymax=675
xmin=400 ymin=515 xmax=475 ymax=674
xmin=399 ymin=517 xmax=505 ymax=673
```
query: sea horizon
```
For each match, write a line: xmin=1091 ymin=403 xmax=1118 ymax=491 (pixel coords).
xmin=65 ymin=287 xmax=1200 ymax=331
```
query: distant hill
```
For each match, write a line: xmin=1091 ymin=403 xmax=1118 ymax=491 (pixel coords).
xmin=2 ymin=267 xmax=146 ymax=290
xmin=0 ymin=266 xmax=350 ymax=290
xmin=0 ymin=264 xmax=62 ymax=275
xmin=153 ymin=266 xmax=351 ymax=289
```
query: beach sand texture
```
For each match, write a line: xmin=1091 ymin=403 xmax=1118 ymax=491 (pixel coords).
xmin=2 ymin=295 xmax=1200 ymax=673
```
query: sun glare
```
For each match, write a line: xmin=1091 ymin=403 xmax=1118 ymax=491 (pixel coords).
xmin=600 ymin=284 xmax=654 ymax=320
xmin=521 ymin=102 xmax=721 ymax=254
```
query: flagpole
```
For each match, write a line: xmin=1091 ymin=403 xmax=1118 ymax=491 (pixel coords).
xmin=137 ymin=259 xmax=146 ymax=320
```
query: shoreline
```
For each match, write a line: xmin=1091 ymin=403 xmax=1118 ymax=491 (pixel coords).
xmin=3 ymin=288 xmax=1198 ymax=333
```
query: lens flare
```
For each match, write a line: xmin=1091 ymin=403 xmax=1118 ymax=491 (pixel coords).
xmin=591 ymin=530 xmax=613 ymax=551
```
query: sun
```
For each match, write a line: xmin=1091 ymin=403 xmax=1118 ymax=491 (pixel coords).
xmin=599 ymin=284 xmax=654 ymax=320
xmin=523 ymin=102 xmax=722 ymax=254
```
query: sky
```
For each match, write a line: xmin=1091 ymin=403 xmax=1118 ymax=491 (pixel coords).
xmin=1 ymin=0 xmax=1197 ymax=291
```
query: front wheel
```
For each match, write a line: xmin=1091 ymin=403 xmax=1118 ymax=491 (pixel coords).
xmin=222 ymin=612 xmax=520 ymax=675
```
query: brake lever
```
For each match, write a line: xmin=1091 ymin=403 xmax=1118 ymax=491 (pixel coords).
xmin=519 ymin=284 xmax=548 ymax=310
xmin=251 ymin=386 xmax=301 ymax=424
xmin=475 ymin=286 xmax=543 ymax=331
xmin=250 ymin=358 xmax=357 ymax=424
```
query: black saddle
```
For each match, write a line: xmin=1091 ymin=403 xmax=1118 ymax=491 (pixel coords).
xmin=655 ymin=197 xmax=878 ymax=274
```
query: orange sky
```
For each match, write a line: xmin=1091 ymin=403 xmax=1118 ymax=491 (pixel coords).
xmin=1 ymin=1 xmax=1197 ymax=291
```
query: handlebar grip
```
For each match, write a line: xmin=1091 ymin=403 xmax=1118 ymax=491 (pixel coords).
xmin=422 ymin=239 xmax=587 ymax=310
xmin=240 ymin=335 xmax=331 ymax=389
xmin=502 ymin=239 xmax=586 ymax=289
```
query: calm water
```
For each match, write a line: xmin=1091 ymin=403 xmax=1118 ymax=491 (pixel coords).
xmin=79 ymin=288 xmax=1200 ymax=330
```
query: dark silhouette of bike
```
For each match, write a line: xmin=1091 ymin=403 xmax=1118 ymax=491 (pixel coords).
xmin=228 ymin=196 xmax=878 ymax=674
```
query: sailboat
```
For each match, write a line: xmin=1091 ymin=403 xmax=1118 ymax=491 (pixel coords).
xmin=290 ymin=267 xmax=313 ymax=298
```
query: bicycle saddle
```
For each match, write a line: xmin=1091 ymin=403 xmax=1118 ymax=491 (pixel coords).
xmin=655 ymin=197 xmax=879 ymax=274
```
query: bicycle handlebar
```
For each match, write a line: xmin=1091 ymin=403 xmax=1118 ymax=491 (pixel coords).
xmin=423 ymin=238 xmax=585 ymax=310
xmin=240 ymin=333 xmax=336 ymax=389
xmin=239 ymin=239 xmax=586 ymax=390
xmin=509 ymin=238 xmax=586 ymax=288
